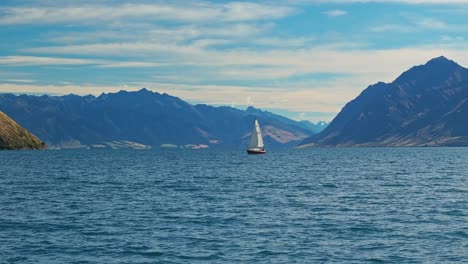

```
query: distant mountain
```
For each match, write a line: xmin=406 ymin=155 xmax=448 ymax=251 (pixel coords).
xmin=0 ymin=89 xmax=316 ymax=149
xmin=0 ymin=112 xmax=47 ymax=150
xmin=245 ymin=106 xmax=328 ymax=134
xmin=300 ymin=56 xmax=468 ymax=147
xmin=297 ymin=120 xmax=328 ymax=134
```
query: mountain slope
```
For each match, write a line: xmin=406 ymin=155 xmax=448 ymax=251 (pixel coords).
xmin=298 ymin=120 xmax=328 ymax=134
xmin=0 ymin=112 xmax=47 ymax=150
xmin=300 ymin=56 xmax=468 ymax=147
xmin=0 ymin=89 xmax=316 ymax=149
xmin=245 ymin=107 xmax=328 ymax=134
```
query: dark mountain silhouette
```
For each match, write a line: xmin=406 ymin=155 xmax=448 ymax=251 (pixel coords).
xmin=0 ymin=89 xmax=316 ymax=149
xmin=0 ymin=112 xmax=47 ymax=150
xmin=300 ymin=56 xmax=468 ymax=147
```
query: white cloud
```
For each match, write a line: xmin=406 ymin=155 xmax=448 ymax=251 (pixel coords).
xmin=220 ymin=67 xmax=300 ymax=79
xmin=370 ymin=15 xmax=468 ymax=34
xmin=0 ymin=3 xmax=295 ymax=25
xmin=252 ymin=37 xmax=313 ymax=47
xmin=414 ymin=17 xmax=447 ymax=29
xmin=24 ymin=41 xmax=468 ymax=76
xmin=440 ymin=35 xmax=465 ymax=42
xmin=3 ymin=79 xmax=36 ymax=83
xmin=370 ymin=24 xmax=414 ymax=32
xmin=293 ymin=0 xmax=468 ymax=3
xmin=0 ymin=56 xmax=165 ymax=68
xmin=3 ymin=1 xmax=468 ymax=122
xmin=24 ymin=42 xmax=202 ymax=59
xmin=322 ymin=9 xmax=347 ymax=16
xmin=222 ymin=2 xmax=296 ymax=21
xmin=95 ymin=62 xmax=165 ymax=68
xmin=42 ymin=22 xmax=273 ymax=49
xmin=3 ymin=45 xmax=468 ymax=121
xmin=45 ymin=30 xmax=139 ymax=44
xmin=0 ymin=56 xmax=99 ymax=66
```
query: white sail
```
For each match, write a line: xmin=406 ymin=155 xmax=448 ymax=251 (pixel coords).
xmin=248 ymin=119 xmax=264 ymax=149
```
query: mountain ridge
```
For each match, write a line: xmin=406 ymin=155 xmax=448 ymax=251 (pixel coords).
xmin=0 ymin=89 xmax=323 ymax=149
xmin=299 ymin=56 xmax=468 ymax=147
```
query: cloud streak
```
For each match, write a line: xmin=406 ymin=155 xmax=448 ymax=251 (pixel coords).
xmin=22 ymin=41 xmax=468 ymax=77
xmin=0 ymin=2 xmax=296 ymax=25
xmin=322 ymin=9 xmax=347 ymax=16
xmin=6 ymin=45 xmax=468 ymax=122
xmin=295 ymin=0 xmax=468 ymax=3
xmin=0 ymin=56 xmax=165 ymax=68
xmin=0 ymin=56 xmax=99 ymax=66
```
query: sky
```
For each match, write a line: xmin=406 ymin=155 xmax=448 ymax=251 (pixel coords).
xmin=1 ymin=0 xmax=468 ymax=122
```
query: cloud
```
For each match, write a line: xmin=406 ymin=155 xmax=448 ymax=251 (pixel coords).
xmin=222 ymin=2 xmax=296 ymax=21
xmin=0 ymin=3 xmax=296 ymax=25
xmin=252 ymin=37 xmax=313 ymax=48
xmin=370 ymin=15 xmax=468 ymax=34
xmin=440 ymin=35 xmax=465 ymax=42
xmin=0 ymin=56 xmax=99 ymax=66
xmin=23 ymin=41 xmax=467 ymax=76
xmin=42 ymin=22 xmax=273 ymax=49
xmin=95 ymin=62 xmax=165 ymax=68
xmin=28 ymin=21 xmax=278 ymax=59
xmin=414 ymin=17 xmax=447 ymax=29
xmin=3 ymin=0 xmax=468 ymax=122
xmin=45 ymin=30 xmax=139 ymax=44
xmin=294 ymin=0 xmax=468 ymax=3
xmin=0 ymin=56 xmax=165 ymax=68
xmin=3 ymin=46 xmax=468 ymax=121
xmin=322 ymin=10 xmax=347 ymax=16
xmin=3 ymin=79 xmax=36 ymax=83
xmin=370 ymin=24 xmax=414 ymax=32
xmin=24 ymin=42 xmax=202 ymax=59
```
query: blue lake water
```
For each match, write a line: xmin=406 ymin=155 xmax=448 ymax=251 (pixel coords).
xmin=0 ymin=148 xmax=467 ymax=263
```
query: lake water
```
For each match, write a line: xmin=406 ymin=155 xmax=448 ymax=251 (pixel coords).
xmin=0 ymin=148 xmax=467 ymax=263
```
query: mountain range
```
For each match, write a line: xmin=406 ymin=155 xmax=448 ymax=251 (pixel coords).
xmin=0 ymin=89 xmax=326 ymax=149
xmin=3 ymin=56 xmax=466 ymax=149
xmin=300 ymin=56 xmax=468 ymax=147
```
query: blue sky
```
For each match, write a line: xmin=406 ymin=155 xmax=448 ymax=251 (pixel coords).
xmin=1 ymin=0 xmax=468 ymax=122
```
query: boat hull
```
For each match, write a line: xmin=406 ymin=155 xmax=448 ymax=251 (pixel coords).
xmin=247 ymin=149 xmax=266 ymax=154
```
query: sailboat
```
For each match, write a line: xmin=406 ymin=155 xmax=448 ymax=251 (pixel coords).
xmin=247 ymin=119 xmax=266 ymax=154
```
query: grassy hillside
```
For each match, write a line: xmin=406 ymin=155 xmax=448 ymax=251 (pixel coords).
xmin=0 ymin=112 xmax=47 ymax=150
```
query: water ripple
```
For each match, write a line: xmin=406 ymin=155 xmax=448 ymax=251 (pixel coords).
xmin=0 ymin=148 xmax=467 ymax=263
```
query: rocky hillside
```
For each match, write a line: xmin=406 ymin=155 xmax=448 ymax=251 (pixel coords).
xmin=0 ymin=112 xmax=47 ymax=150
